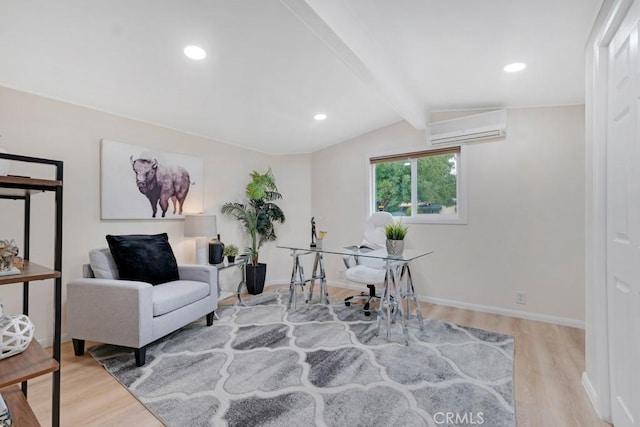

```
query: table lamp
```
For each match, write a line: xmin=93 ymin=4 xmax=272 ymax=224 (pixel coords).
xmin=184 ymin=214 xmax=217 ymax=264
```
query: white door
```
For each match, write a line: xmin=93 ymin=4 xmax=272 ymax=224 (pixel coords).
xmin=607 ymin=2 xmax=640 ymax=426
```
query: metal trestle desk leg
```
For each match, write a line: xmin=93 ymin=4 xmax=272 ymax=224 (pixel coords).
xmin=308 ymin=252 xmax=329 ymax=305
xmin=375 ymin=261 xmax=410 ymax=345
xmin=399 ymin=265 xmax=424 ymax=330
xmin=287 ymin=252 xmax=309 ymax=310
xmin=287 ymin=250 xmax=330 ymax=310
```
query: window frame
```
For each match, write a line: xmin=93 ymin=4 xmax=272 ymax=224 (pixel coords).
xmin=368 ymin=145 xmax=468 ymax=225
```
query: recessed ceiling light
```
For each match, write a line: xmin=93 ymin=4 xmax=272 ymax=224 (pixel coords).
xmin=184 ymin=45 xmax=206 ymax=60
xmin=504 ymin=62 xmax=526 ymax=73
xmin=314 ymin=113 xmax=327 ymax=121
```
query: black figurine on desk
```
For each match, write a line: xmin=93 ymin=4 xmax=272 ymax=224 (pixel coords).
xmin=310 ymin=216 xmax=317 ymax=247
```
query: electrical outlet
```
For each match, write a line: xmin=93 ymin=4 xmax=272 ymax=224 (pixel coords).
xmin=516 ymin=292 xmax=526 ymax=305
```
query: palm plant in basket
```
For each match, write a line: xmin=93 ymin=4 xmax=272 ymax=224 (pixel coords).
xmin=221 ymin=168 xmax=285 ymax=294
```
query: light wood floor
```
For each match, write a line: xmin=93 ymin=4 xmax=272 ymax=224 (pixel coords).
xmin=24 ymin=285 xmax=609 ymax=427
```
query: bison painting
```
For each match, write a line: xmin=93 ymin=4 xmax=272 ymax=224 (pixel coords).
xmin=130 ymin=156 xmax=191 ymax=218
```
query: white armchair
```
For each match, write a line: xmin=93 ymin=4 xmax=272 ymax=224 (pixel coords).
xmin=67 ymin=248 xmax=218 ymax=366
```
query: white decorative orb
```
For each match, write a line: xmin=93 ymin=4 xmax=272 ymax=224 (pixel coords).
xmin=0 ymin=314 xmax=35 ymax=359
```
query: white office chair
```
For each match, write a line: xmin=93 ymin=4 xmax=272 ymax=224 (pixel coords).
xmin=343 ymin=211 xmax=394 ymax=315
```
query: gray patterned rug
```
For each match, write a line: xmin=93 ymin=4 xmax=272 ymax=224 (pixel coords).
xmin=89 ymin=289 xmax=515 ymax=426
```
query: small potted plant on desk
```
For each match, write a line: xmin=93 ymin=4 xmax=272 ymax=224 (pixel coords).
xmin=384 ymin=221 xmax=408 ymax=256
xmin=223 ymin=244 xmax=239 ymax=263
xmin=222 ymin=168 xmax=285 ymax=294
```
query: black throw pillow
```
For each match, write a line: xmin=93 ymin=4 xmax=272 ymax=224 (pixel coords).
xmin=106 ymin=233 xmax=179 ymax=285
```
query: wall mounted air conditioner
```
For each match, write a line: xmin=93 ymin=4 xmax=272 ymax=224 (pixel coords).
xmin=427 ymin=109 xmax=507 ymax=146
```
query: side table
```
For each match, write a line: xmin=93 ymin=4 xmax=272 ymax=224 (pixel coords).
xmin=212 ymin=257 xmax=248 ymax=306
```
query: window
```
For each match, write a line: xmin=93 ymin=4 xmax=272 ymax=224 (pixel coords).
xmin=370 ymin=146 xmax=466 ymax=224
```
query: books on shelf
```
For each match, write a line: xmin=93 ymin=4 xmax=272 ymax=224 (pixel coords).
xmin=0 ymin=267 xmax=20 ymax=277
xmin=0 ymin=393 xmax=12 ymax=426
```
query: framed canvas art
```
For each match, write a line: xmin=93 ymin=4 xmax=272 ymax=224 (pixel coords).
xmin=101 ymin=139 xmax=204 ymax=219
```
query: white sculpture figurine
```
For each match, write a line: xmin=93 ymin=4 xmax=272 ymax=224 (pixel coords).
xmin=0 ymin=302 xmax=35 ymax=360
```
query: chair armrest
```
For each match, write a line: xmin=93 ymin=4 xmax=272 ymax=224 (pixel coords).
xmin=178 ymin=265 xmax=218 ymax=302
xmin=343 ymin=244 xmax=378 ymax=269
xmin=66 ymin=278 xmax=154 ymax=348
xmin=343 ymin=254 xmax=358 ymax=269
xmin=178 ymin=264 xmax=218 ymax=282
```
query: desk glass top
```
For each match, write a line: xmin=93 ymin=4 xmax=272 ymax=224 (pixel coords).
xmin=277 ymin=244 xmax=433 ymax=262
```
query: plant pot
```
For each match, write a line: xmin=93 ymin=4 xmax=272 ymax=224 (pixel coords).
xmin=227 ymin=255 xmax=236 ymax=263
xmin=386 ymin=239 xmax=404 ymax=256
xmin=246 ymin=263 xmax=267 ymax=295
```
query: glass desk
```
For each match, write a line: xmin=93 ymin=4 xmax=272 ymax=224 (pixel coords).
xmin=277 ymin=244 xmax=433 ymax=344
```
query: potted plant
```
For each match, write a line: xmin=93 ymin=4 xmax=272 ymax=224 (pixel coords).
xmin=384 ymin=221 xmax=408 ymax=256
xmin=223 ymin=244 xmax=239 ymax=263
xmin=221 ymin=168 xmax=285 ymax=294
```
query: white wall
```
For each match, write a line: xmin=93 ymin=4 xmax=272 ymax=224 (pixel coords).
xmin=0 ymin=86 xmax=310 ymax=343
xmin=0 ymin=84 xmax=587 ymax=345
xmin=311 ymin=106 xmax=586 ymax=325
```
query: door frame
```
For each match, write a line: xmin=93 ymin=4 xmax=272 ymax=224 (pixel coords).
xmin=588 ymin=0 xmax=635 ymax=420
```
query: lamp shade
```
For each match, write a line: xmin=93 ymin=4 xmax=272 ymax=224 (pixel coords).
xmin=184 ymin=214 xmax=217 ymax=238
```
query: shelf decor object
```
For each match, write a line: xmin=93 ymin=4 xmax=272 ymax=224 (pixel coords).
xmin=0 ymin=391 xmax=12 ymax=425
xmin=0 ymin=151 xmax=63 ymax=427
xmin=0 ymin=239 xmax=19 ymax=276
xmin=0 ymin=311 xmax=34 ymax=360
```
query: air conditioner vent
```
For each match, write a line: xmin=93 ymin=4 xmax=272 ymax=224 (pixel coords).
xmin=427 ymin=110 xmax=507 ymax=146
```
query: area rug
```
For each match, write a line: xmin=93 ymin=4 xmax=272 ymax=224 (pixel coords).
xmin=89 ymin=289 xmax=516 ymax=426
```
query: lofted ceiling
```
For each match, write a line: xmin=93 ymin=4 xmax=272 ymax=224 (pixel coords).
xmin=0 ymin=0 xmax=602 ymax=154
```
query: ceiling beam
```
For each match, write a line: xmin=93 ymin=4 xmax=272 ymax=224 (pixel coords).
xmin=280 ymin=0 xmax=427 ymax=130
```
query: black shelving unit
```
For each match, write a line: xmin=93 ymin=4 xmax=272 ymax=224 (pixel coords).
xmin=0 ymin=153 xmax=62 ymax=427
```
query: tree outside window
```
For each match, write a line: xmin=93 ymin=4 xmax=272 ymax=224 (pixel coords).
xmin=373 ymin=159 xmax=411 ymax=214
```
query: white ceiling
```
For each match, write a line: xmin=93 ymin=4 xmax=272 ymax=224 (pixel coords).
xmin=0 ymin=0 xmax=602 ymax=154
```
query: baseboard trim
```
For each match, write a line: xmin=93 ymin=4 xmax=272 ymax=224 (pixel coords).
xmin=581 ymin=372 xmax=603 ymax=420
xmin=271 ymin=279 xmax=585 ymax=329
xmin=421 ymin=295 xmax=585 ymax=329
xmin=36 ymin=336 xmax=55 ymax=348
xmin=265 ymin=280 xmax=287 ymax=289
